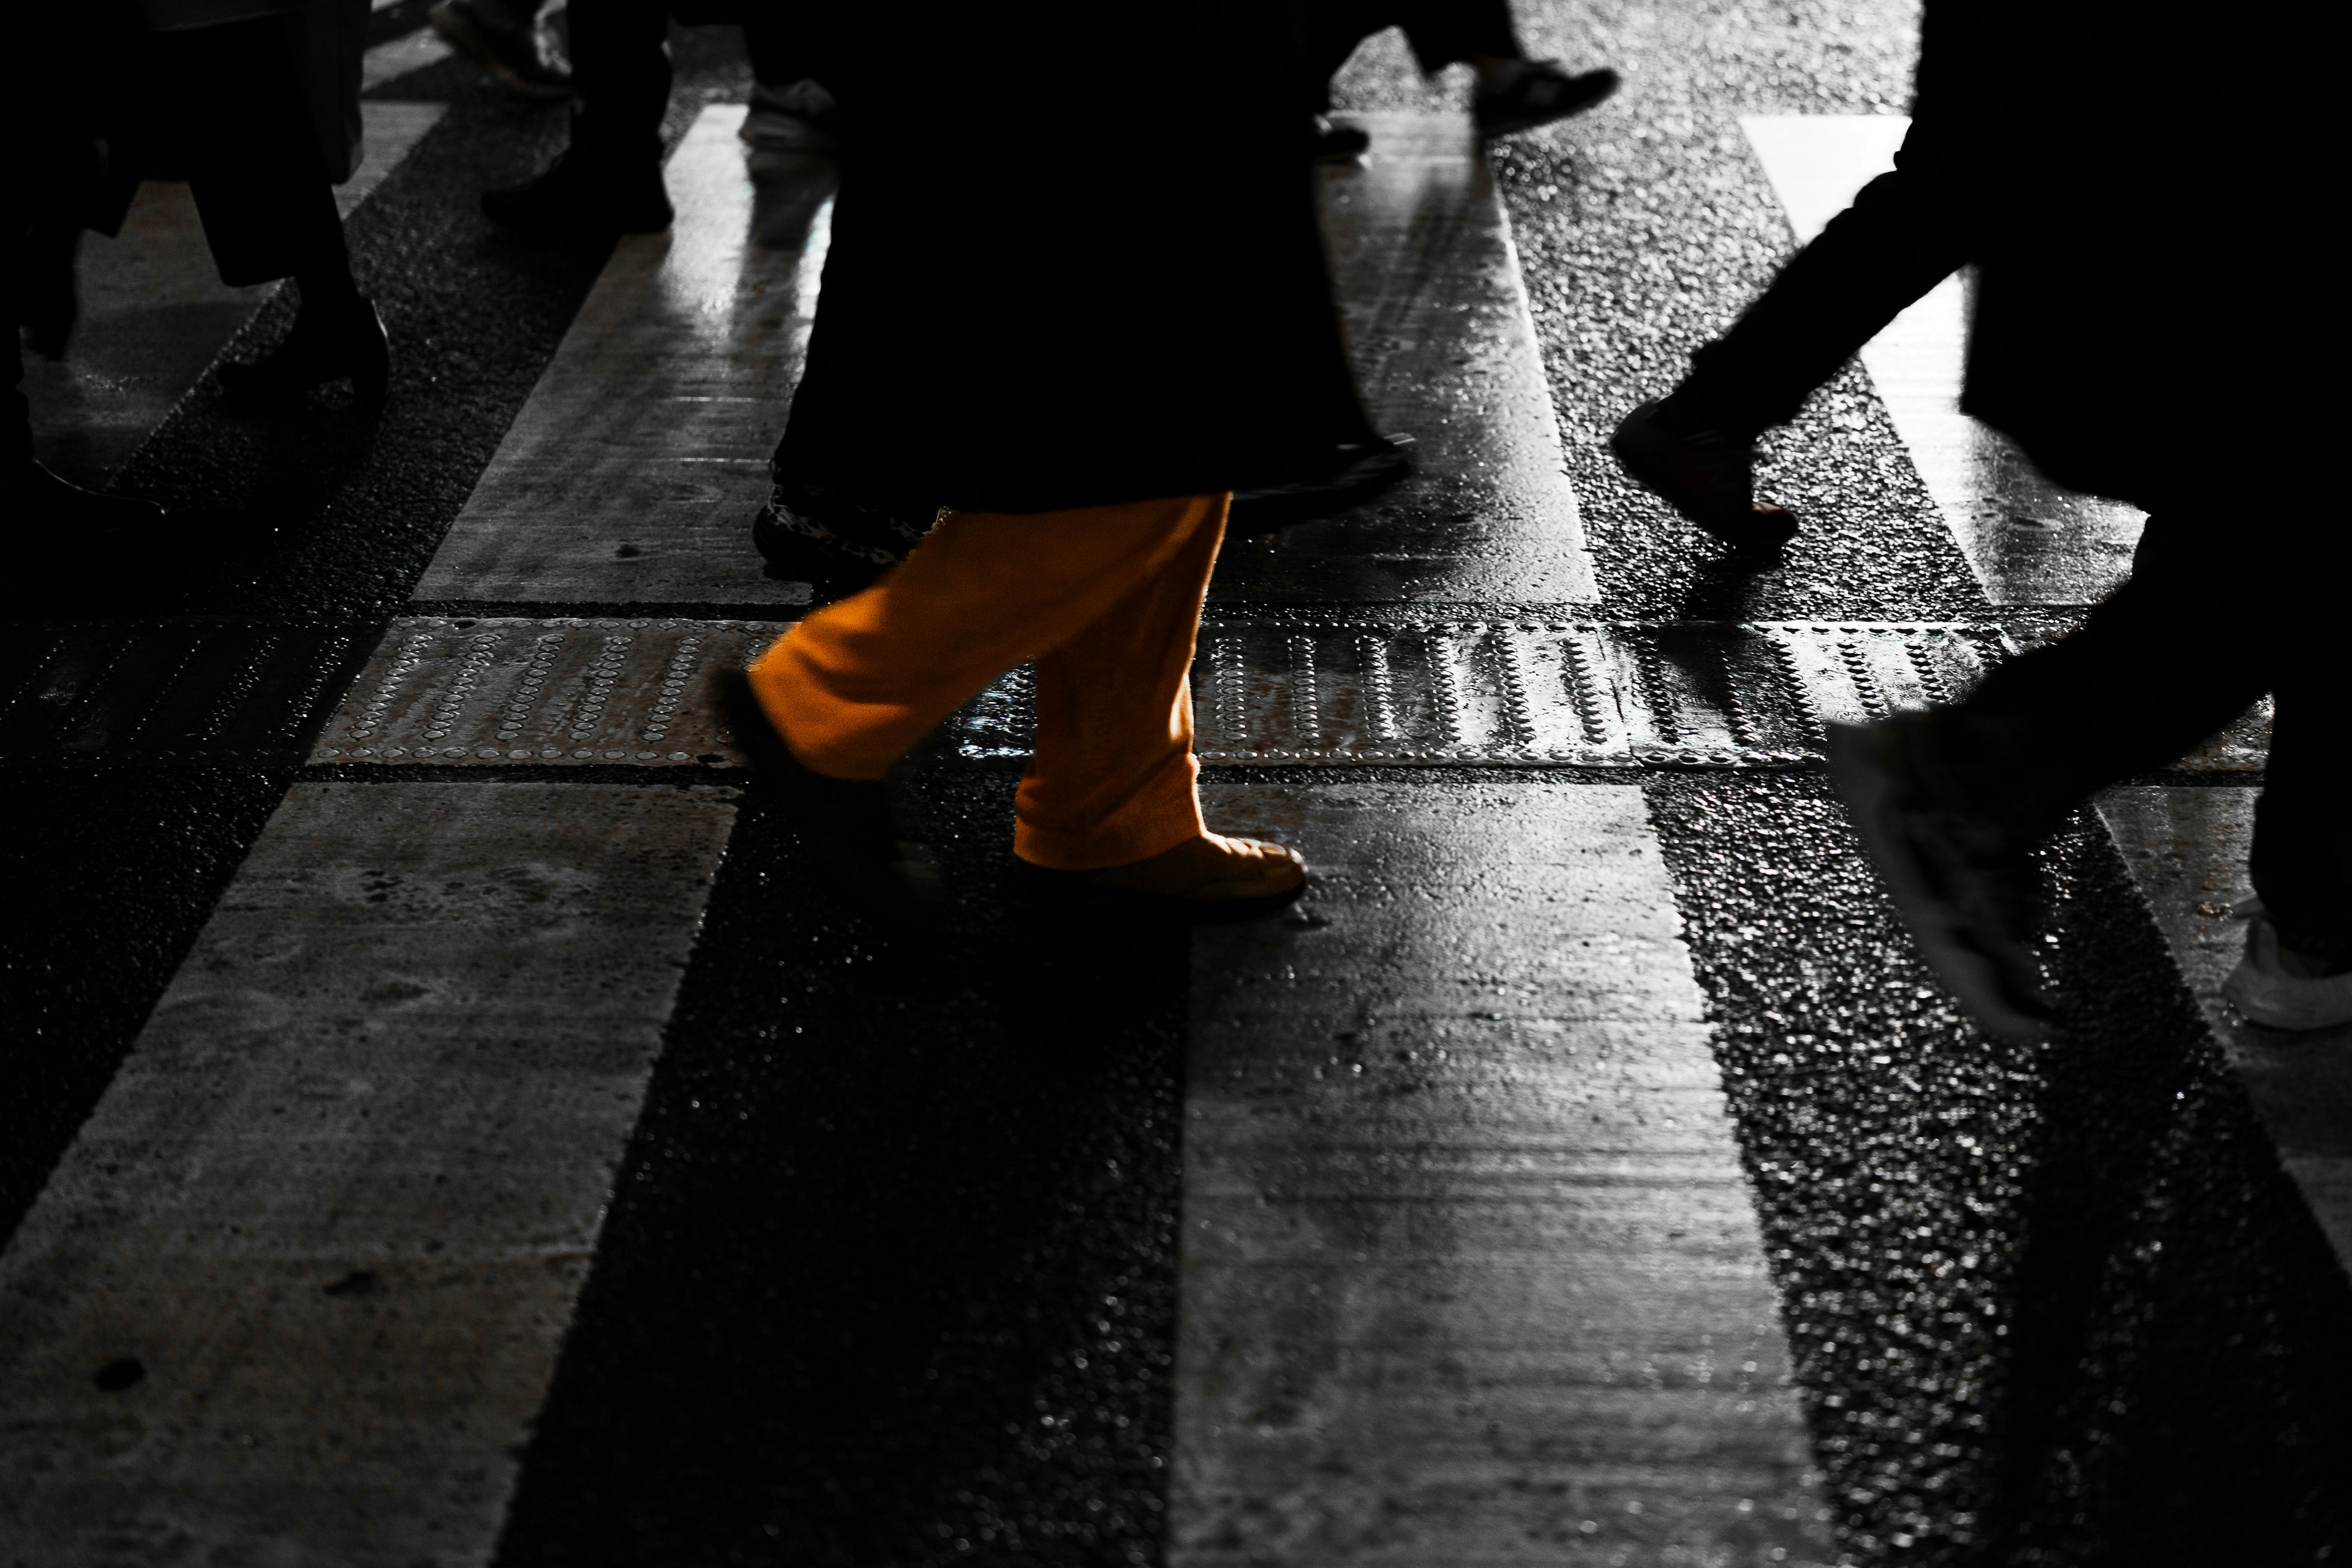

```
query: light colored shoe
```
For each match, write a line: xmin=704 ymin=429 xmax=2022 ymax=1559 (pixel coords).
xmin=429 ymin=0 xmax=572 ymax=100
xmin=1008 ymin=832 xmax=1306 ymax=922
xmin=741 ymin=78 xmax=839 ymax=153
xmin=1825 ymin=716 xmax=2054 ymax=1043
xmin=2223 ymin=915 xmax=2352 ymax=1030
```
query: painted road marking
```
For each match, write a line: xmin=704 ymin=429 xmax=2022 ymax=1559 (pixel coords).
xmin=363 ymin=26 xmax=454 ymax=91
xmin=1737 ymin=116 xmax=2144 ymax=608
xmin=1171 ymin=781 xmax=1830 ymax=1566
xmin=414 ymin=106 xmax=832 ymax=608
xmin=2097 ymin=786 xmax=2352 ymax=1275
xmin=24 ymin=103 xmax=446 ymax=486
xmin=1216 ymin=111 xmax=1599 ymax=605
xmin=0 ymin=783 xmax=736 ymax=1564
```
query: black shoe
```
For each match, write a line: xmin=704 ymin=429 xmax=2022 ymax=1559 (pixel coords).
xmin=482 ymin=149 xmax=673 ymax=236
xmin=1474 ymin=61 xmax=1619 ymax=138
xmin=1312 ymin=115 xmax=1371 ymax=161
xmin=1826 ymin=714 xmax=2055 ymax=1043
xmin=5 ymin=461 xmax=167 ymax=555
xmin=216 ymin=297 xmax=390 ymax=409
xmin=715 ymin=669 xmax=941 ymax=917
xmin=1227 ymin=435 xmax=1414 ymax=537
xmin=1611 ymin=399 xmax=1798 ymax=554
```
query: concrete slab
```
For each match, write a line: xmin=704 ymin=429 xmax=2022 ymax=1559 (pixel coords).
xmin=1738 ymin=116 xmax=2145 ymax=608
xmin=413 ymin=106 xmax=829 ymax=608
xmin=24 ymin=102 xmax=447 ymax=487
xmin=2097 ymin=785 xmax=2352 ymax=1274
xmin=1170 ymin=780 xmax=1830 ymax=1566
xmin=0 ymin=782 xmax=737 ymax=1566
xmin=1216 ymin=113 xmax=1599 ymax=606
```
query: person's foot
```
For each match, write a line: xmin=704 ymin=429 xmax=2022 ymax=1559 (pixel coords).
xmin=481 ymin=149 xmax=673 ymax=236
xmin=4 ymin=461 xmax=167 ymax=556
xmin=1473 ymin=61 xmax=1619 ymax=138
xmin=2223 ymin=915 xmax=2352 ymax=1030
xmin=216 ymin=296 xmax=390 ymax=409
xmin=429 ymin=0 xmax=573 ymax=99
xmin=1825 ymin=714 xmax=2056 ymax=1043
xmin=715 ymin=669 xmax=941 ymax=916
xmin=1611 ymin=399 xmax=1799 ymax=554
xmin=1312 ymin=115 xmax=1371 ymax=161
xmin=1008 ymin=833 xmax=1307 ymax=923
xmin=1227 ymin=435 xmax=1414 ymax=537
xmin=750 ymin=480 xmax=932 ymax=597
xmin=741 ymin=78 xmax=840 ymax=154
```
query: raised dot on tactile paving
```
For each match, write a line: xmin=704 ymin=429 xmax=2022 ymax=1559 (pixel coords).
xmin=604 ymin=749 xmax=625 ymax=759
xmin=636 ymin=750 xmax=657 ymax=759
xmin=94 ymin=1357 xmax=144 ymax=1392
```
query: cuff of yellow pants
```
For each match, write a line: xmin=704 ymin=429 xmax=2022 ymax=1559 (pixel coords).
xmin=1012 ymin=755 xmax=1206 ymax=871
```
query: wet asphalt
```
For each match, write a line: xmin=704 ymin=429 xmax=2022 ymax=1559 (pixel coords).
xmin=4 ymin=4 xmax=2347 ymax=1565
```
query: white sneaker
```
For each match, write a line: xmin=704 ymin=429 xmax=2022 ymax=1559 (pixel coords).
xmin=2222 ymin=915 xmax=2352 ymax=1030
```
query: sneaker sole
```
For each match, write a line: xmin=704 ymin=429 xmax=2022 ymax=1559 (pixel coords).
xmin=1005 ymin=869 xmax=1307 ymax=926
xmin=1825 ymin=722 xmax=2055 ymax=1044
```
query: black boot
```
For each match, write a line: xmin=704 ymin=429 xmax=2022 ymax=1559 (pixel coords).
xmin=217 ymin=296 xmax=391 ymax=409
xmin=481 ymin=148 xmax=674 ymax=236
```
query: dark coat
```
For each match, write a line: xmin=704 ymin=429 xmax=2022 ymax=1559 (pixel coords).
xmin=772 ymin=6 xmax=1376 ymax=517
xmin=1912 ymin=0 xmax=2298 ymax=505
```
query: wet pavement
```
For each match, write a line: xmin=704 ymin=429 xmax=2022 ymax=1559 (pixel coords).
xmin=2 ymin=5 xmax=2347 ymax=1566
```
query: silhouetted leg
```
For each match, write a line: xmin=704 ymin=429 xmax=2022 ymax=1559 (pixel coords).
xmin=1392 ymin=0 xmax=1521 ymax=72
xmin=1953 ymin=503 xmax=2306 ymax=848
xmin=1670 ymin=167 xmax=1972 ymax=438
xmin=567 ymin=0 xmax=671 ymax=168
xmin=2250 ymin=659 xmax=2351 ymax=967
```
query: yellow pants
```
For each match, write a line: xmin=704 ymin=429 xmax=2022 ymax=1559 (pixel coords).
xmin=747 ymin=492 xmax=1227 ymax=870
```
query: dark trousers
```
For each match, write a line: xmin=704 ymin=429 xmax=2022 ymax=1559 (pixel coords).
xmin=1675 ymin=164 xmax=1967 ymax=439
xmin=567 ymin=1 xmax=819 ymax=167
xmin=1675 ymin=163 xmax=2346 ymax=956
xmin=141 ymin=18 xmax=350 ymax=288
xmin=1960 ymin=506 xmax=2348 ymax=959
xmin=567 ymin=0 xmax=671 ymax=165
xmin=1294 ymin=0 xmax=1520 ymax=111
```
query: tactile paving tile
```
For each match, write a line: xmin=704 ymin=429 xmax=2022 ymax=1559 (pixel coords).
xmin=309 ymin=617 xmax=783 ymax=765
xmin=965 ymin=619 xmax=1986 ymax=767
xmin=0 ymin=620 xmax=369 ymax=764
xmin=9 ymin=614 xmax=2263 ymax=772
xmin=962 ymin=618 xmax=2267 ymax=771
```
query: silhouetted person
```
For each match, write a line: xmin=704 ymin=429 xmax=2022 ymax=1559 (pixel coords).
xmin=130 ymin=0 xmax=386 ymax=407
xmin=6 ymin=4 xmax=166 ymax=549
xmin=1616 ymin=0 xmax=2343 ymax=1033
xmin=482 ymin=0 xmax=834 ymax=234
xmin=721 ymin=4 xmax=1384 ymax=921
xmin=1298 ymin=1 xmax=1617 ymax=158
